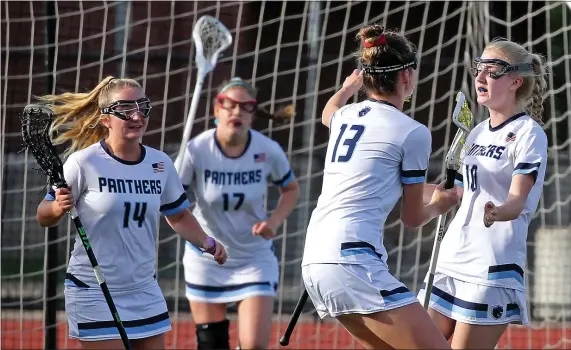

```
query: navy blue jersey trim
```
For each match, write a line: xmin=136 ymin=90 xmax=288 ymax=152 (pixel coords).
xmin=78 ymin=311 xmax=169 ymax=330
xmin=159 ymin=193 xmax=187 ymax=212
xmin=100 ymin=139 xmax=146 ymax=165
xmin=185 ymin=281 xmax=272 ymax=292
xmin=273 ymin=170 xmax=293 ymax=186
xmin=65 ymin=273 xmax=90 ymax=288
xmin=488 ymin=263 xmax=524 ymax=277
xmin=488 ymin=112 xmax=526 ymax=132
xmin=214 ymin=130 xmax=252 ymax=159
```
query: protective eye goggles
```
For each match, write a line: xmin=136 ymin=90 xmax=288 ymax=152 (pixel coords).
xmin=100 ymin=98 xmax=152 ymax=120
xmin=216 ymin=94 xmax=257 ymax=113
xmin=470 ymin=57 xmax=533 ymax=80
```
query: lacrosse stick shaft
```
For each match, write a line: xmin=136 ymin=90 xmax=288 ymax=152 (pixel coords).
xmin=174 ymin=72 xmax=206 ymax=172
xmin=69 ymin=208 xmax=131 ymax=350
xmin=279 ymin=289 xmax=309 ymax=346
xmin=423 ymin=168 xmax=456 ymax=310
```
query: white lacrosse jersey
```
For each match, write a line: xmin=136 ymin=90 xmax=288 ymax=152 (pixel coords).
xmin=45 ymin=140 xmax=190 ymax=290
xmin=437 ymin=113 xmax=548 ymax=291
xmin=302 ymin=99 xmax=432 ymax=267
xmin=178 ymin=129 xmax=295 ymax=262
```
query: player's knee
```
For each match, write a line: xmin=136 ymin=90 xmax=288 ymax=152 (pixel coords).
xmin=196 ymin=319 xmax=230 ymax=349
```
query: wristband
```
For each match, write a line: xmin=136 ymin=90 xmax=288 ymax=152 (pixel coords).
xmin=203 ymin=236 xmax=216 ymax=255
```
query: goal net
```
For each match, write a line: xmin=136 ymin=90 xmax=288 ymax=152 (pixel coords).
xmin=2 ymin=1 xmax=571 ymax=349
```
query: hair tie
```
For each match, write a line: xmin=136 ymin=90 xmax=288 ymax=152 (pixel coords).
xmin=364 ymin=34 xmax=387 ymax=48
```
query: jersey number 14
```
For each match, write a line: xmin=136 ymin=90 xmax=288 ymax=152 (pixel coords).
xmin=123 ymin=201 xmax=147 ymax=228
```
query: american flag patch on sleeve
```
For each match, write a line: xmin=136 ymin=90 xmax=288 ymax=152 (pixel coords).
xmin=254 ymin=153 xmax=266 ymax=163
xmin=152 ymin=161 xmax=164 ymax=172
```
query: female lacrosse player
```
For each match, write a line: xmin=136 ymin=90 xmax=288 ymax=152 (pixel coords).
xmin=35 ymin=77 xmax=227 ymax=349
xmin=418 ymin=38 xmax=548 ymax=349
xmin=178 ymin=77 xmax=299 ymax=349
xmin=301 ymin=25 xmax=460 ymax=349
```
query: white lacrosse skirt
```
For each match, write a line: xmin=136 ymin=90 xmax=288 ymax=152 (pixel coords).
xmin=64 ymin=278 xmax=171 ymax=341
xmin=302 ymin=262 xmax=418 ymax=319
xmin=183 ymin=243 xmax=279 ymax=304
xmin=417 ymin=272 xmax=528 ymax=325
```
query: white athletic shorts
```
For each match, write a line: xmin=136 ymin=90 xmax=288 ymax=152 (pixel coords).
xmin=183 ymin=242 xmax=279 ymax=304
xmin=417 ymin=271 xmax=529 ymax=325
xmin=64 ymin=278 xmax=171 ymax=341
xmin=302 ymin=262 xmax=418 ymax=319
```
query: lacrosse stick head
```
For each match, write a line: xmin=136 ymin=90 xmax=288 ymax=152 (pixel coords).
xmin=20 ymin=104 xmax=67 ymax=188
xmin=445 ymin=92 xmax=474 ymax=171
xmin=192 ymin=15 xmax=233 ymax=76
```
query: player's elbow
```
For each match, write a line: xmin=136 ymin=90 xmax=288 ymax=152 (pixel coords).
xmin=165 ymin=209 xmax=187 ymax=226
xmin=321 ymin=112 xmax=331 ymax=127
xmin=36 ymin=201 xmax=59 ymax=227
xmin=401 ymin=213 xmax=425 ymax=228
xmin=401 ymin=205 xmax=428 ymax=227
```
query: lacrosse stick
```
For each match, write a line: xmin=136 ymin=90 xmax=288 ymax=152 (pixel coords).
xmin=173 ymin=15 xmax=232 ymax=172
xmin=20 ymin=105 xmax=132 ymax=350
xmin=423 ymin=91 xmax=474 ymax=309
xmin=279 ymin=289 xmax=309 ymax=346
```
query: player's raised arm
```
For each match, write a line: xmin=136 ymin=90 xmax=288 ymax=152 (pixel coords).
xmin=322 ymin=69 xmax=363 ymax=127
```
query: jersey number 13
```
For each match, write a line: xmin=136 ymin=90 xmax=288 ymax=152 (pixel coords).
xmin=331 ymin=124 xmax=365 ymax=163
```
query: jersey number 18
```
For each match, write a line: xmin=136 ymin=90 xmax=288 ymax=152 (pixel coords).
xmin=465 ymin=164 xmax=478 ymax=192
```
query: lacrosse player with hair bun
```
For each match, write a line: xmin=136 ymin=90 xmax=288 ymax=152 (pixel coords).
xmin=301 ymin=24 xmax=460 ymax=350
xmin=418 ymin=38 xmax=548 ymax=349
xmin=178 ymin=77 xmax=299 ymax=349
xmin=35 ymin=76 xmax=227 ymax=349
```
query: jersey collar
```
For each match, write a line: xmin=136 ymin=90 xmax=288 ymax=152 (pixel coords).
xmin=214 ymin=129 xmax=252 ymax=159
xmin=488 ymin=112 xmax=526 ymax=132
xmin=99 ymin=139 xmax=146 ymax=165
xmin=367 ymin=98 xmax=399 ymax=110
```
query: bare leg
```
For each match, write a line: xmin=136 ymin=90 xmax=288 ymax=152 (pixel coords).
xmin=237 ymin=295 xmax=274 ymax=349
xmin=450 ymin=322 xmax=507 ymax=349
xmin=428 ymin=307 xmax=457 ymax=340
xmin=336 ymin=302 xmax=451 ymax=350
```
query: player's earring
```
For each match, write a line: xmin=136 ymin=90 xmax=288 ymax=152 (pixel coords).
xmin=214 ymin=119 xmax=219 ymax=126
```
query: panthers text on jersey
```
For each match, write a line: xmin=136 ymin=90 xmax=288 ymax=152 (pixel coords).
xmin=45 ymin=140 xmax=190 ymax=290
xmin=302 ymin=99 xmax=432 ymax=267
xmin=437 ymin=113 xmax=548 ymax=291
xmin=178 ymin=129 xmax=295 ymax=262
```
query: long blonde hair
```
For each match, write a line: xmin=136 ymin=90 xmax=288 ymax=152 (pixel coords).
xmin=36 ymin=76 xmax=142 ymax=157
xmin=485 ymin=39 xmax=548 ymax=123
